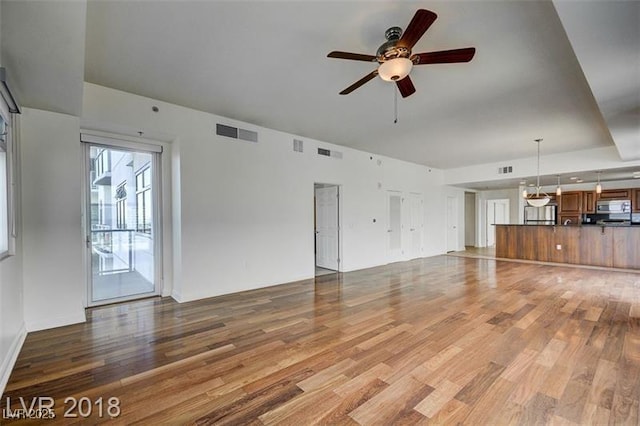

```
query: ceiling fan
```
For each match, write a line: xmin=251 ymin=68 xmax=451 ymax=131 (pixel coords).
xmin=327 ymin=9 xmax=476 ymax=98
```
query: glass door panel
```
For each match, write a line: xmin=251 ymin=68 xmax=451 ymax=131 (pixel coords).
xmin=86 ymin=144 xmax=158 ymax=305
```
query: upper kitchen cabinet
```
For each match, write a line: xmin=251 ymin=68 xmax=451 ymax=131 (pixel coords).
xmin=599 ymin=189 xmax=632 ymax=200
xmin=559 ymin=191 xmax=582 ymax=214
xmin=559 ymin=191 xmax=582 ymax=225
xmin=583 ymin=191 xmax=596 ymax=214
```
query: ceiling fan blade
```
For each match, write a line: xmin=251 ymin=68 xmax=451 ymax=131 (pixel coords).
xmin=328 ymin=51 xmax=377 ymax=62
xmin=396 ymin=76 xmax=416 ymax=98
xmin=339 ymin=70 xmax=378 ymax=95
xmin=412 ymin=47 xmax=476 ymax=64
xmin=397 ymin=9 xmax=437 ymax=50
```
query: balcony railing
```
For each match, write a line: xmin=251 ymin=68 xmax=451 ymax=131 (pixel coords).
xmin=91 ymin=229 xmax=134 ymax=274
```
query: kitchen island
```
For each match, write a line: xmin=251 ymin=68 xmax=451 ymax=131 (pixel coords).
xmin=495 ymin=224 xmax=640 ymax=270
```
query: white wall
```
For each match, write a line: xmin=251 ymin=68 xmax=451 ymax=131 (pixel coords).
xmin=82 ymin=83 xmax=453 ymax=302
xmin=21 ymin=108 xmax=85 ymax=331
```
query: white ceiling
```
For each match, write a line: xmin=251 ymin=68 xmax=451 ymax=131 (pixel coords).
xmin=1 ymin=0 xmax=638 ymax=172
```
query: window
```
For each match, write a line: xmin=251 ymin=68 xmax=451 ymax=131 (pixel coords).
xmin=95 ymin=149 xmax=110 ymax=176
xmin=135 ymin=166 xmax=152 ymax=234
xmin=115 ymin=182 xmax=127 ymax=229
xmin=0 ymin=112 xmax=14 ymax=258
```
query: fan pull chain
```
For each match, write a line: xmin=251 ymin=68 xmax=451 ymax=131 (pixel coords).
xmin=394 ymin=86 xmax=398 ymax=124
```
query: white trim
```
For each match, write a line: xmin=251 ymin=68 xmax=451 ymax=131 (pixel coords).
xmin=80 ymin=132 xmax=163 ymax=153
xmin=0 ymin=323 xmax=27 ymax=394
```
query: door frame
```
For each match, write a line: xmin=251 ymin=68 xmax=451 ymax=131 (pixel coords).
xmin=81 ymin=133 xmax=164 ymax=307
xmin=313 ymin=183 xmax=342 ymax=273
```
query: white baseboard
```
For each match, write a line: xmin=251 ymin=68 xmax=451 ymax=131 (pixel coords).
xmin=0 ymin=323 xmax=27 ymax=395
xmin=25 ymin=311 xmax=86 ymax=333
xmin=171 ymin=290 xmax=183 ymax=303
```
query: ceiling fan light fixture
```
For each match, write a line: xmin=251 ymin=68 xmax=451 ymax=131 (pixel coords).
xmin=378 ymin=58 xmax=413 ymax=82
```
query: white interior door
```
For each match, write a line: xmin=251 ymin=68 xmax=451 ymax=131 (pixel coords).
xmin=486 ymin=199 xmax=510 ymax=247
xmin=408 ymin=193 xmax=423 ymax=259
xmin=315 ymin=186 xmax=339 ymax=270
xmin=446 ymin=196 xmax=459 ymax=252
xmin=387 ymin=191 xmax=403 ymax=262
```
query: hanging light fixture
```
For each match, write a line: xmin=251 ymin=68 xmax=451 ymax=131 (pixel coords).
xmin=556 ymin=175 xmax=562 ymax=196
xmin=595 ymin=171 xmax=602 ymax=194
xmin=378 ymin=58 xmax=413 ymax=82
xmin=523 ymin=139 xmax=550 ymax=207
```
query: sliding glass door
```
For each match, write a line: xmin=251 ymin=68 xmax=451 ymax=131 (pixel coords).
xmin=83 ymin=137 xmax=161 ymax=306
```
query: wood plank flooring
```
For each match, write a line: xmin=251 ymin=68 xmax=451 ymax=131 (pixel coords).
xmin=3 ymin=255 xmax=640 ymax=424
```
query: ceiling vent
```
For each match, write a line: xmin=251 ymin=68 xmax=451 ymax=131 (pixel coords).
xmin=216 ymin=124 xmax=258 ymax=143
xmin=293 ymin=139 xmax=303 ymax=153
xmin=497 ymin=166 xmax=513 ymax=174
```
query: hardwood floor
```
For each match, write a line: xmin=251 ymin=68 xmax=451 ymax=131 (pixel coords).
xmin=3 ymin=255 xmax=639 ymax=424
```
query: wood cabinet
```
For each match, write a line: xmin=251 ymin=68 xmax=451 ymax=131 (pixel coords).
xmin=599 ymin=189 xmax=631 ymax=200
xmin=559 ymin=191 xmax=582 ymax=225
xmin=559 ymin=191 xmax=582 ymax=213
xmin=612 ymin=227 xmax=640 ymax=268
xmin=633 ymin=189 xmax=640 ymax=213
xmin=579 ymin=227 xmax=613 ymax=267
xmin=495 ymin=225 xmax=640 ymax=270
xmin=582 ymin=191 xmax=596 ymax=214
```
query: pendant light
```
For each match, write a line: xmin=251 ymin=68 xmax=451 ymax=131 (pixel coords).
xmin=523 ymin=139 xmax=550 ymax=207
xmin=595 ymin=171 xmax=602 ymax=194
xmin=556 ymin=175 xmax=562 ymax=196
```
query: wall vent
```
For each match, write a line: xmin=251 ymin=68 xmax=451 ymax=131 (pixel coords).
xmin=238 ymin=128 xmax=258 ymax=143
xmin=317 ymin=147 xmax=343 ymax=159
xmin=293 ymin=139 xmax=303 ymax=153
xmin=216 ymin=123 xmax=258 ymax=143
xmin=216 ymin=124 xmax=238 ymax=139
xmin=497 ymin=166 xmax=513 ymax=174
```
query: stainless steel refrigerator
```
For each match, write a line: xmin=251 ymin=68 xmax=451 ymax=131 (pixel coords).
xmin=524 ymin=204 xmax=556 ymax=225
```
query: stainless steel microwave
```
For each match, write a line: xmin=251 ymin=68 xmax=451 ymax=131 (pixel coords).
xmin=596 ymin=200 xmax=631 ymax=213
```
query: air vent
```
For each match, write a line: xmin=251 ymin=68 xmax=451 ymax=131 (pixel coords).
xmin=317 ymin=147 xmax=343 ymax=159
xmin=238 ymin=128 xmax=258 ymax=143
xmin=497 ymin=166 xmax=513 ymax=174
xmin=293 ymin=139 xmax=303 ymax=153
xmin=216 ymin=124 xmax=237 ymax=139
xmin=216 ymin=124 xmax=258 ymax=143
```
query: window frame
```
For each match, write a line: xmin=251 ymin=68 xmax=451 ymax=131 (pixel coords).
xmin=135 ymin=164 xmax=152 ymax=235
xmin=0 ymin=104 xmax=16 ymax=261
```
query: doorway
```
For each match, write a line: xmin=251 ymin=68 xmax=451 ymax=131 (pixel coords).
xmin=83 ymin=136 xmax=162 ymax=306
xmin=314 ymin=183 xmax=340 ymax=275
xmin=486 ymin=199 xmax=510 ymax=247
